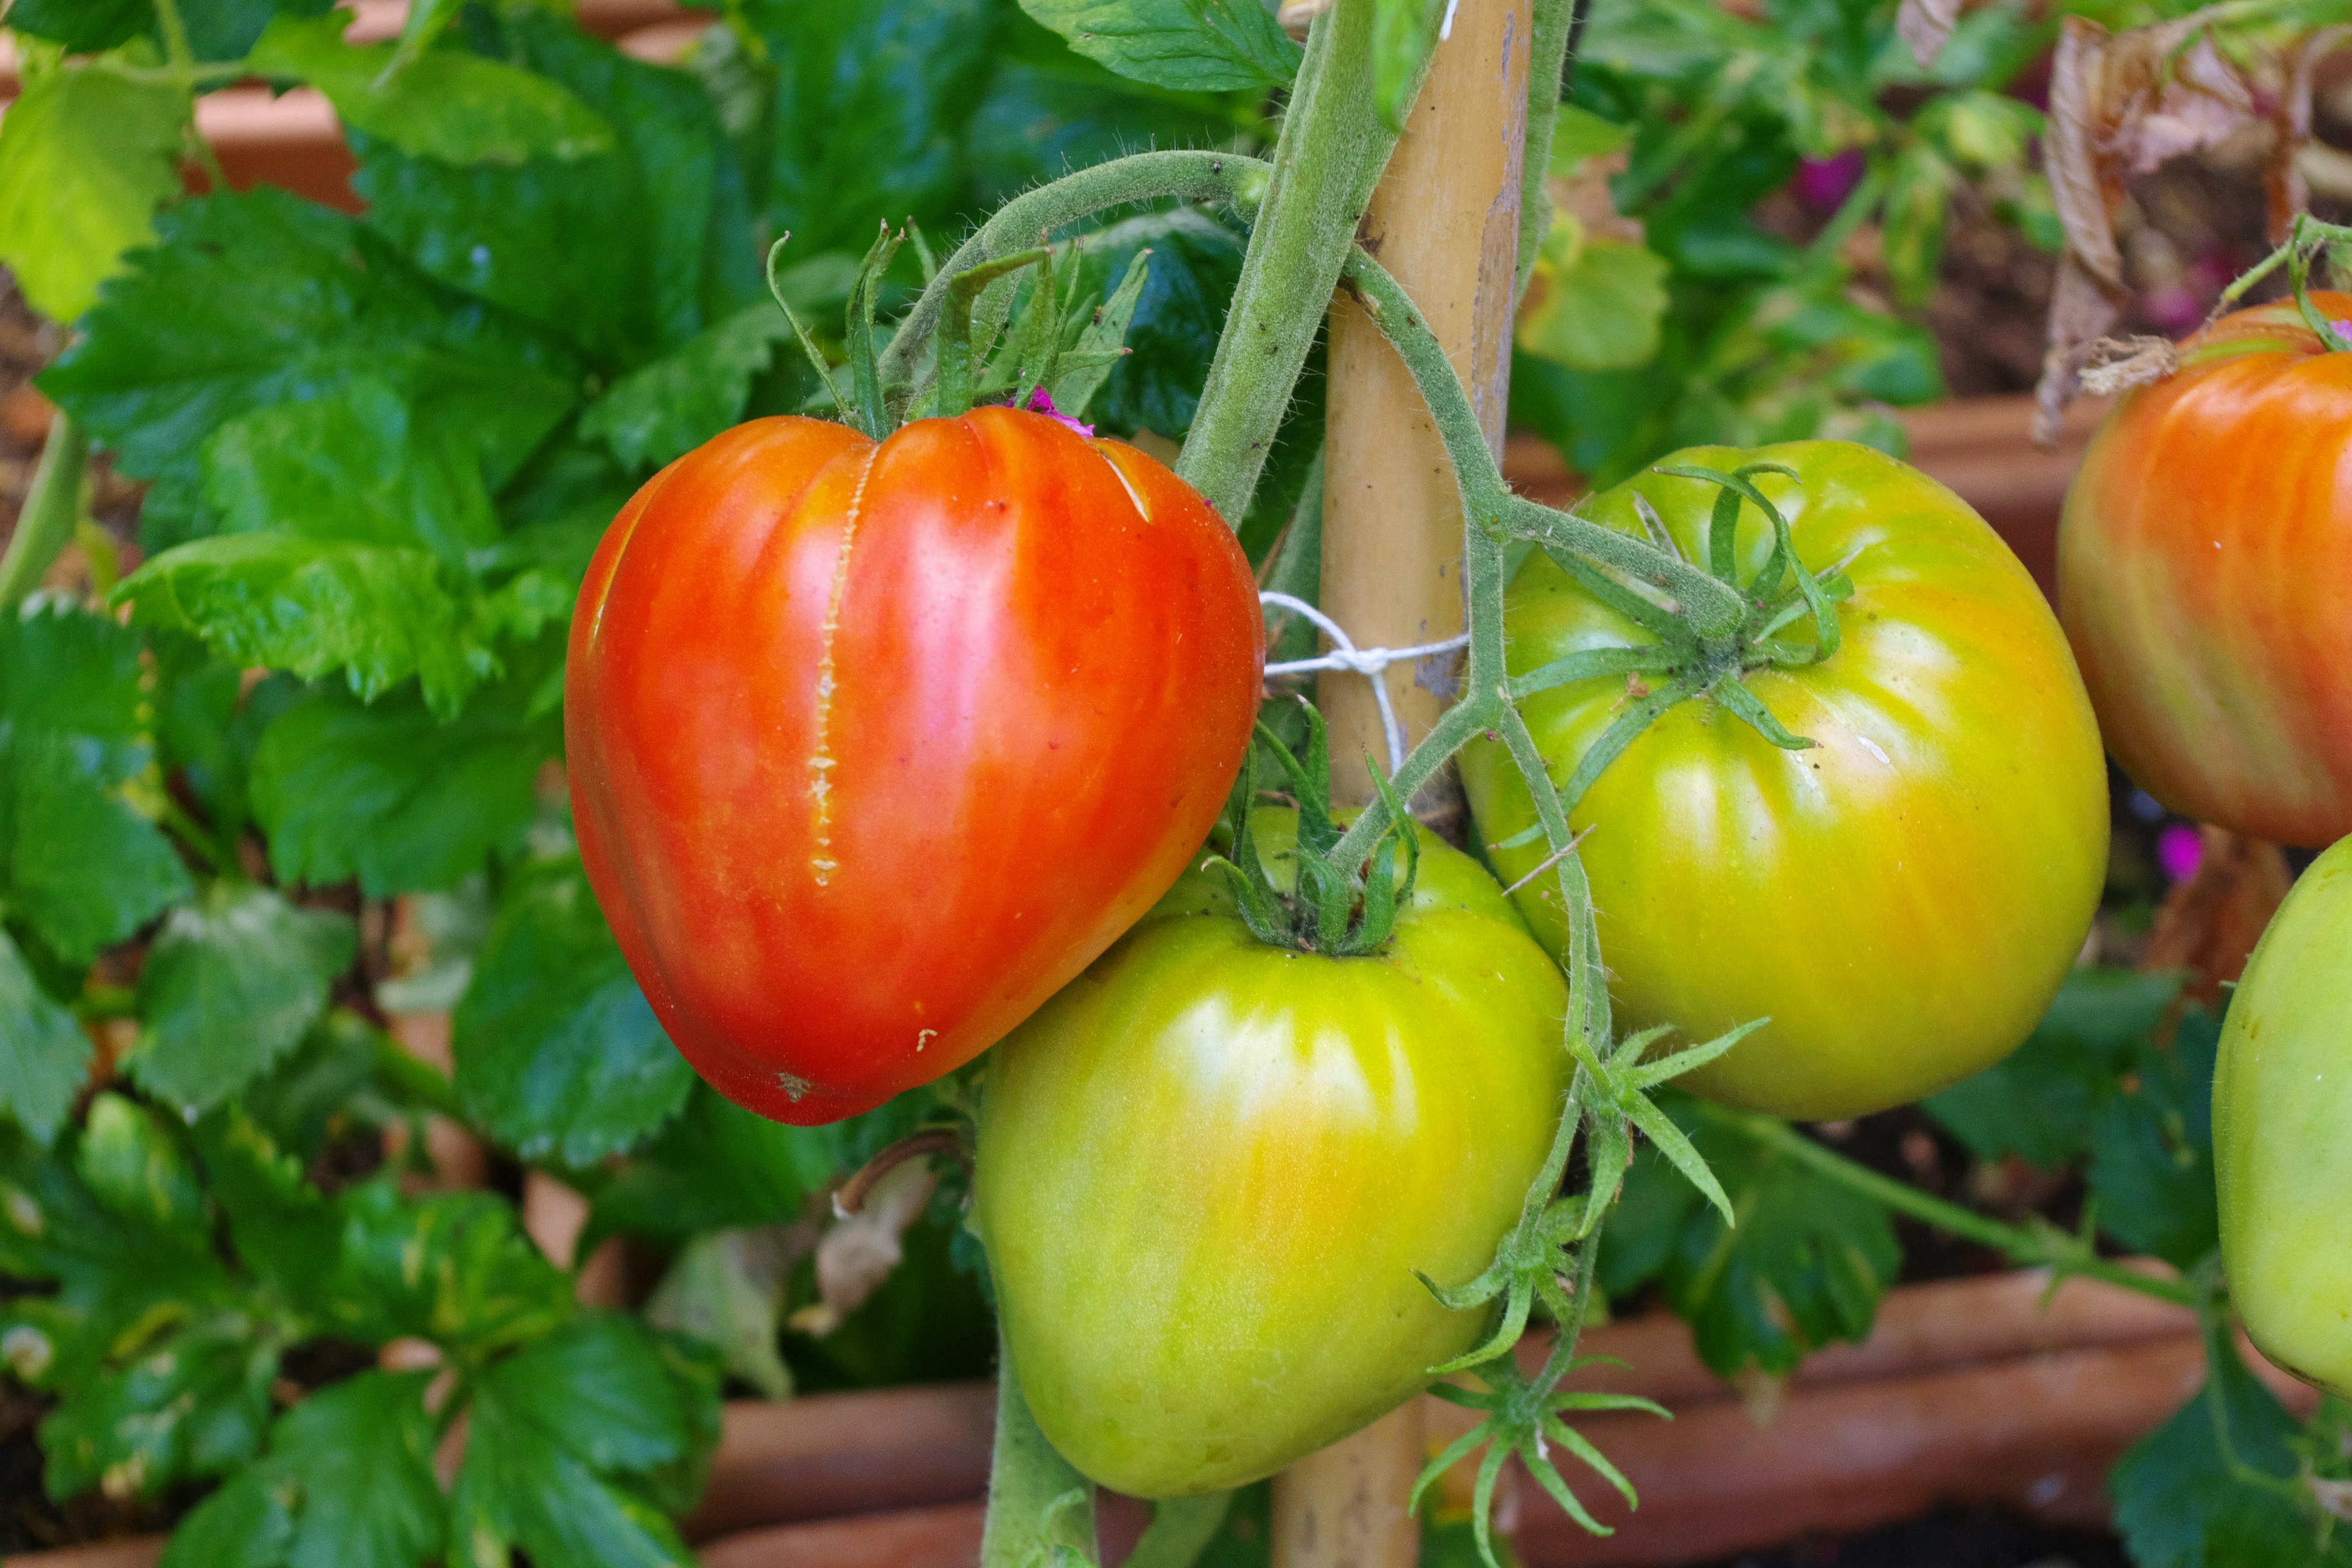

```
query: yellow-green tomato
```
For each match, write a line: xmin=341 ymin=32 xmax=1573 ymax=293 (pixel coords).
xmin=1460 ymin=440 xmax=2108 ymax=1120
xmin=2215 ymin=834 xmax=2352 ymax=1397
xmin=974 ymin=809 xmax=1570 ymax=1497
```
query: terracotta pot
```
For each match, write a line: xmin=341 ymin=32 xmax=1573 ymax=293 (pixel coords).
xmin=2 ymin=1265 xmax=2316 ymax=1568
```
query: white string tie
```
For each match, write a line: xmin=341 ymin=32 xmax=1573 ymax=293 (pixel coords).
xmin=1258 ymin=590 xmax=1470 ymax=775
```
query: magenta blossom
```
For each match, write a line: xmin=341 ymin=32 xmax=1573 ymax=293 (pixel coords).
xmin=1020 ymin=385 xmax=1095 ymax=437
xmin=2156 ymin=821 xmax=2203 ymax=883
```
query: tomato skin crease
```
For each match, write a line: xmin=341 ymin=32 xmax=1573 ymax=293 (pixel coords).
xmin=2214 ymin=833 xmax=2352 ymax=1400
xmin=1461 ymin=440 xmax=2109 ymax=1121
xmin=2060 ymin=292 xmax=2352 ymax=847
xmin=566 ymin=407 xmax=1265 ymax=1125
xmin=975 ymin=810 xmax=1571 ymax=1497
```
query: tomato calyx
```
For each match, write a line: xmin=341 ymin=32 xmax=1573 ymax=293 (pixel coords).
xmin=766 ymin=224 xmax=1156 ymax=439
xmin=1202 ymin=703 xmax=1423 ymax=958
xmin=2212 ymin=210 xmax=2352 ymax=355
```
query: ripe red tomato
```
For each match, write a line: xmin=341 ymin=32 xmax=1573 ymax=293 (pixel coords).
xmin=1461 ymin=440 xmax=2109 ymax=1120
xmin=567 ymin=407 xmax=1264 ymax=1125
xmin=2060 ymin=292 xmax=2352 ymax=845
xmin=976 ymin=809 xmax=1570 ymax=1496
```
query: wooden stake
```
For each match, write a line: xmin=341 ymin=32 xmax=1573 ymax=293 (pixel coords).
xmin=1284 ymin=2 xmax=1531 ymax=1564
xmin=1319 ymin=0 xmax=1530 ymax=812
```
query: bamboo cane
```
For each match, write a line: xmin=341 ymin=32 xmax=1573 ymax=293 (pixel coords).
xmin=1281 ymin=2 xmax=1532 ymax=1564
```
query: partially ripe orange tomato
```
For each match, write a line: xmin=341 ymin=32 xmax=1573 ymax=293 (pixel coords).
xmin=2060 ymin=292 xmax=2352 ymax=845
xmin=567 ymin=407 xmax=1264 ymax=1125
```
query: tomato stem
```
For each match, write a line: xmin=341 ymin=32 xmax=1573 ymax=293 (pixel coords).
xmin=978 ymin=1339 xmax=1099 ymax=1568
xmin=877 ymin=151 xmax=1273 ymax=413
xmin=0 ymin=413 xmax=89 ymax=611
xmin=1690 ymin=1101 xmax=2207 ymax=1311
xmin=1176 ymin=2 xmax=1424 ymax=526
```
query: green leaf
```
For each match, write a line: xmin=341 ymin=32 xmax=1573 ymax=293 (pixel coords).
xmin=0 ymin=930 xmax=92 ymax=1146
xmin=1600 ymin=1094 xmax=1898 ymax=1377
xmin=745 ymin=0 xmax=1003 ymax=255
xmin=4 ymin=0 xmax=336 ymax=59
xmin=583 ymin=1085 xmax=844 ymax=1254
xmin=1880 ymin=142 xmax=1956 ymax=308
xmin=192 ymin=1105 xmax=344 ymax=1312
xmin=40 ymin=1311 xmax=282 ymax=1502
xmin=249 ymin=12 xmax=615 ymax=165
xmin=113 ymin=533 xmax=489 ymax=715
xmin=1067 ymin=208 xmax=1245 ymax=439
xmin=200 ymin=377 xmax=501 ymax=569
xmin=124 ymin=884 xmax=356 ymax=1114
xmin=1371 ymin=0 xmax=1443 ymax=130
xmin=1518 ymin=236 xmax=1670 ymax=371
xmin=1924 ymin=967 xmax=2184 ymax=1169
xmin=158 ymin=1370 xmax=445 ymax=1568
xmin=0 ymin=603 xmax=192 ymax=962
xmin=0 ymin=61 xmax=189 ymax=323
xmin=577 ymin=257 xmax=853 ymax=471
xmin=453 ymin=858 xmax=693 ymax=1169
xmin=251 ymin=688 xmax=550 ymax=897
xmin=38 ymin=187 xmax=581 ymax=549
xmin=451 ymin=1315 xmax=714 ymax=1568
xmin=2089 ymin=1008 xmax=2223 ymax=1272
xmin=1017 ymin=0 xmax=1301 ymax=92
xmin=326 ymin=1182 xmax=575 ymax=1354
xmin=2111 ymin=1324 xmax=2348 ymax=1568
xmin=1549 ymin=104 xmax=1634 ymax=173
xmin=353 ymin=15 xmax=732 ymax=370
xmin=2 ymin=0 xmax=156 ymax=51
xmin=644 ymin=1229 xmax=794 ymax=1400
xmin=78 ymin=1091 xmax=208 ymax=1240
xmin=965 ymin=19 xmax=1245 ymax=209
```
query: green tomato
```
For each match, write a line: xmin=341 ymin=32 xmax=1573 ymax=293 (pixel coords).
xmin=2215 ymin=834 xmax=2352 ymax=1398
xmin=974 ymin=809 xmax=1570 ymax=1497
xmin=1460 ymin=440 xmax=2108 ymax=1120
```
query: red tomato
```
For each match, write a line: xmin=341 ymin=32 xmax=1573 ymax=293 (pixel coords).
xmin=2060 ymin=292 xmax=2352 ymax=845
xmin=566 ymin=407 xmax=1264 ymax=1125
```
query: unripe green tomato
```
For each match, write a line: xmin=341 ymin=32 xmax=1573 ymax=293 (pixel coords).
xmin=1460 ymin=440 xmax=2108 ymax=1120
xmin=2215 ymin=834 xmax=2352 ymax=1398
xmin=974 ymin=809 xmax=1570 ymax=1497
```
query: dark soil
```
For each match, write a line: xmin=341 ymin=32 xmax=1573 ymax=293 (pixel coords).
xmin=1697 ymin=1504 xmax=2132 ymax=1568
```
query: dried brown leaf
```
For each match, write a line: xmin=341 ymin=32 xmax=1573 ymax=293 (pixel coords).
xmin=2141 ymin=825 xmax=2293 ymax=1006
xmin=789 ymin=1158 xmax=938 ymax=1338
xmin=2078 ymin=334 xmax=2179 ymax=394
xmin=2034 ymin=252 xmax=2125 ymax=445
xmin=2047 ymin=17 xmax=2126 ymax=288
xmin=1897 ymin=0 xmax=1961 ymax=69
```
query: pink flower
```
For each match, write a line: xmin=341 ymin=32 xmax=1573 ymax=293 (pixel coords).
xmin=1021 ymin=386 xmax=1095 ymax=437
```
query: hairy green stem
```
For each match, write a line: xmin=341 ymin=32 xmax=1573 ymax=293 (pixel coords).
xmin=1517 ymin=0 xmax=1580 ymax=297
xmin=1123 ymin=1493 xmax=1232 ymax=1568
xmin=981 ymin=1346 xmax=1097 ymax=1568
xmin=1691 ymin=1101 xmax=2205 ymax=1310
xmin=1177 ymin=0 xmax=1423 ymax=524
xmin=878 ymin=151 xmax=1271 ymax=405
xmin=0 ymin=413 xmax=89 ymax=611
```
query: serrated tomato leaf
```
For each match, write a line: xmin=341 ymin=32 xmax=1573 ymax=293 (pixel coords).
xmin=453 ymin=858 xmax=693 ymax=1169
xmin=581 ymin=1085 xmax=845 ymax=1256
xmin=0 ymin=604 xmax=192 ymax=963
xmin=38 ymin=187 xmax=580 ymax=549
xmin=250 ymin=12 xmax=616 ymax=167
xmin=252 ymin=689 xmax=549 ymax=897
xmin=1600 ymin=1093 xmax=1899 ymax=1377
xmin=353 ymin=15 xmax=731 ymax=370
xmin=1017 ymin=0 xmax=1302 ymax=92
xmin=450 ymin=1314 xmax=718 ymax=1568
xmin=126 ymin=885 xmax=356 ymax=1114
xmin=325 ymin=1183 xmax=575 ymax=1354
xmin=39 ymin=1313 xmax=281 ymax=1502
xmin=748 ymin=0 xmax=1003 ymax=255
xmin=0 ymin=62 xmax=188 ymax=323
xmin=2111 ymin=1323 xmax=2349 ymax=1568
xmin=2088 ymin=1007 xmax=2222 ymax=1272
xmin=157 ymin=1370 xmax=445 ymax=1568
xmin=1924 ymin=966 xmax=2182 ymax=1169
xmin=0 ymin=930 xmax=92 ymax=1146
